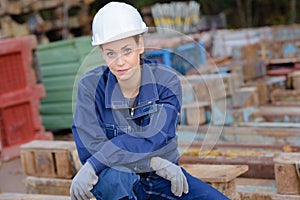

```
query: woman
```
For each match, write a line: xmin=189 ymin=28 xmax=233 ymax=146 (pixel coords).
xmin=70 ymin=2 xmax=229 ymax=200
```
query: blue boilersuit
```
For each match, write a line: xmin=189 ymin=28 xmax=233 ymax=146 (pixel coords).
xmin=72 ymin=58 xmax=229 ymax=199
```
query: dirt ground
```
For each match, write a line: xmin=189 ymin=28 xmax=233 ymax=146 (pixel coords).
xmin=0 ymin=131 xmax=74 ymax=194
xmin=0 ymin=157 xmax=27 ymax=193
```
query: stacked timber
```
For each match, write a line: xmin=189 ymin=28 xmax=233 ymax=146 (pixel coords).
xmin=234 ymin=152 xmax=300 ymax=199
xmin=270 ymin=63 xmax=300 ymax=108
xmin=179 ymin=67 xmax=243 ymax=126
xmin=0 ymin=0 xmax=95 ymax=43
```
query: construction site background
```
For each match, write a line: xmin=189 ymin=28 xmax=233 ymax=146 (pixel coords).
xmin=1 ymin=1 xmax=300 ymax=200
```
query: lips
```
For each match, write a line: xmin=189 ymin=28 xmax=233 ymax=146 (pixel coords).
xmin=117 ymin=69 xmax=129 ymax=75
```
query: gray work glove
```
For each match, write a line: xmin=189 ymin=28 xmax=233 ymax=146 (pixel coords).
xmin=151 ymin=157 xmax=189 ymax=197
xmin=70 ymin=161 xmax=98 ymax=200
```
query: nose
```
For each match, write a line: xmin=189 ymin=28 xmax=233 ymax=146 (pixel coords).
xmin=115 ymin=54 xmax=125 ymax=66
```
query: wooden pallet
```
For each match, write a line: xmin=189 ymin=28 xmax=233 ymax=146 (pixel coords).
xmin=20 ymin=140 xmax=81 ymax=179
xmin=182 ymin=164 xmax=248 ymax=200
xmin=0 ymin=0 xmax=94 ymax=41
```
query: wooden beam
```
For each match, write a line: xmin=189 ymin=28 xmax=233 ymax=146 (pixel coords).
xmin=177 ymin=123 xmax=300 ymax=146
xmin=182 ymin=164 xmax=248 ymax=183
xmin=0 ymin=193 xmax=70 ymax=200
xmin=236 ymin=122 xmax=300 ymax=128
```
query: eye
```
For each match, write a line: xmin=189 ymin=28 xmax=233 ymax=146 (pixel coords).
xmin=124 ymin=48 xmax=132 ymax=55
xmin=106 ymin=52 xmax=116 ymax=58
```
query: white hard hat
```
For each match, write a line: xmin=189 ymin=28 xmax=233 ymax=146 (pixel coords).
xmin=91 ymin=2 xmax=148 ymax=46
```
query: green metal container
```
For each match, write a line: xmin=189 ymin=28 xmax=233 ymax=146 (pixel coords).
xmin=37 ymin=36 xmax=105 ymax=130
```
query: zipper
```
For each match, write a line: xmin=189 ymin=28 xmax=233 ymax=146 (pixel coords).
xmin=112 ymin=101 xmax=153 ymax=117
xmin=130 ymin=107 xmax=135 ymax=117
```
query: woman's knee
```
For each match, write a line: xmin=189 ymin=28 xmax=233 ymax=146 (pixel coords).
xmin=91 ymin=167 xmax=139 ymax=200
xmin=99 ymin=166 xmax=138 ymax=184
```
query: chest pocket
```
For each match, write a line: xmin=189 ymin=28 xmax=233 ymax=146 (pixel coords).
xmin=131 ymin=103 xmax=158 ymax=128
xmin=104 ymin=124 xmax=129 ymax=140
xmin=105 ymin=103 xmax=158 ymax=139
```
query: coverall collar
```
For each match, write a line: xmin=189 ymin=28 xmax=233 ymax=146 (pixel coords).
xmin=105 ymin=59 xmax=159 ymax=108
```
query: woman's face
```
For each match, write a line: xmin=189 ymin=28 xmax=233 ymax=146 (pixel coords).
xmin=101 ymin=36 xmax=144 ymax=82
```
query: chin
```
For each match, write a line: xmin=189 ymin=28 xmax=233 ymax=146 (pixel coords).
xmin=116 ymin=75 xmax=130 ymax=82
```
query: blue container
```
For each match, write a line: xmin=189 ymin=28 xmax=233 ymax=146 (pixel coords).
xmin=144 ymin=42 xmax=206 ymax=75
xmin=144 ymin=49 xmax=173 ymax=67
xmin=173 ymin=42 xmax=206 ymax=74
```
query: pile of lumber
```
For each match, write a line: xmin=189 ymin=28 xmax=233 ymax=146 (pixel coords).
xmin=0 ymin=0 xmax=95 ymax=43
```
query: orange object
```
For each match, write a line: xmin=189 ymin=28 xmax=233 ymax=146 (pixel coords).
xmin=0 ymin=35 xmax=53 ymax=161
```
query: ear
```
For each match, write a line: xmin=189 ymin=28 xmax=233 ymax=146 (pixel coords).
xmin=138 ymin=36 xmax=145 ymax=54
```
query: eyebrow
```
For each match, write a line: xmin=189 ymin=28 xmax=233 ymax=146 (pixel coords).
xmin=104 ymin=44 xmax=131 ymax=52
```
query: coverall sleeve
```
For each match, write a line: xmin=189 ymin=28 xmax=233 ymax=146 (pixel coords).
xmin=72 ymin=76 xmax=182 ymax=174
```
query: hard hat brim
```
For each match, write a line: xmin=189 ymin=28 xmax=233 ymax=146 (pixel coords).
xmin=92 ymin=27 xmax=148 ymax=46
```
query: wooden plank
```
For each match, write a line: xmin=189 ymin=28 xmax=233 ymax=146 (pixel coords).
xmin=20 ymin=150 xmax=36 ymax=176
xmin=290 ymin=71 xmax=300 ymax=90
xmin=271 ymin=89 xmax=300 ymax=102
xmin=231 ymin=107 xmax=257 ymax=122
xmin=236 ymin=177 xmax=276 ymax=194
xmin=255 ymin=106 xmax=300 ymax=115
xmin=266 ymin=58 xmax=300 ymax=65
xmin=0 ymin=193 xmax=70 ymax=200
xmin=210 ymin=180 xmax=238 ymax=200
xmin=181 ymin=164 xmax=248 ymax=183
xmin=55 ymin=151 xmax=73 ymax=178
xmin=34 ymin=150 xmax=55 ymax=178
xmin=25 ymin=176 xmax=72 ymax=196
xmin=21 ymin=140 xmax=76 ymax=151
xmin=232 ymin=87 xmax=259 ymax=108
xmin=182 ymin=164 xmax=247 ymax=200
xmin=182 ymin=102 xmax=207 ymax=126
xmin=237 ymin=177 xmax=300 ymax=199
xmin=245 ymin=76 xmax=285 ymax=104
xmin=252 ymin=106 xmax=300 ymax=123
xmin=180 ymin=152 xmax=275 ymax=179
xmin=242 ymin=60 xmax=266 ymax=81
xmin=180 ymin=74 xmax=227 ymax=102
xmin=220 ymin=72 xmax=243 ymax=95
xmin=178 ymin=124 xmax=300 ymax=152
xmin=239 ymin=192 xmax=300 ymax=200
xmin=272 ymin=101 xmax=300 ymax=106
xmin=274 ymin=152 xmax=300 ymax=195
xmin=236 ymin=122 xmax=300 ymax=128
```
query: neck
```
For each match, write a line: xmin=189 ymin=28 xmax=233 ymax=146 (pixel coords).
xmin=119 ymin=68 xmax=141 ymax=98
